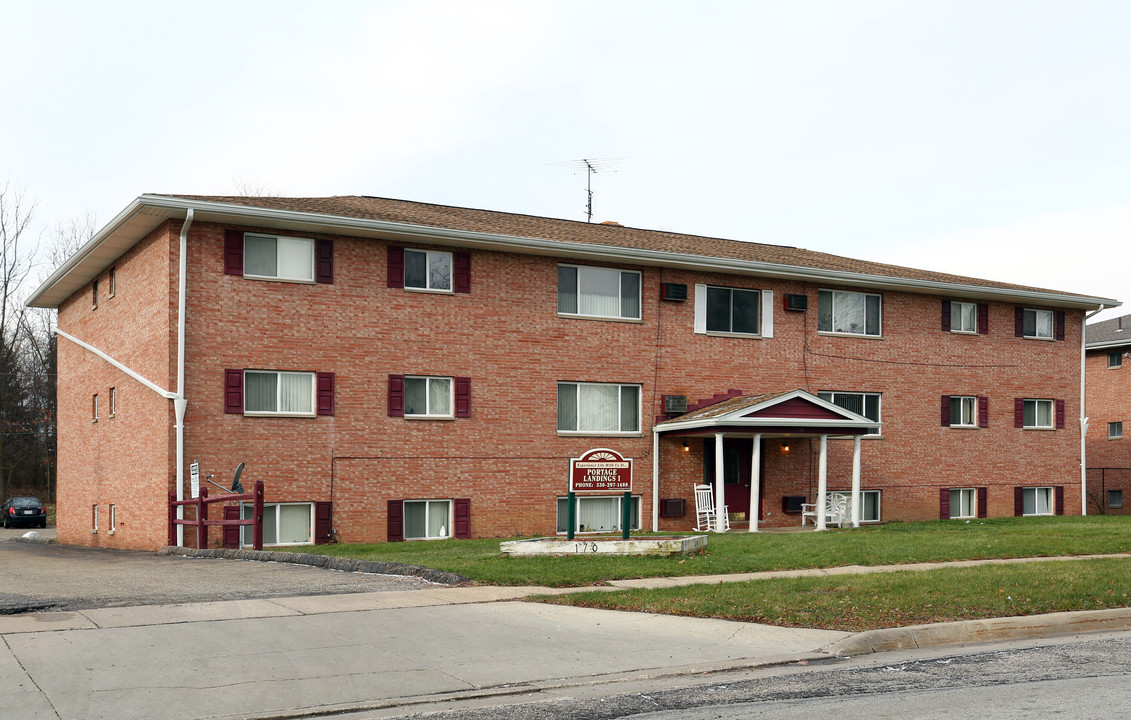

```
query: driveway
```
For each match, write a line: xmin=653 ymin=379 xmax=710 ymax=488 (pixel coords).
xmin=0 ymin=535 xmax=438 ymax=614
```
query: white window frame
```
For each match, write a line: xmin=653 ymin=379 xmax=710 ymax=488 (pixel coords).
xmin=1022 ymin=399 xmax=1054 ymax=429
xmin=108 ymin=267 xmax=117 ymax=298
xmin=949 ymin=488 xmax=977 ymax=519
xmin=108 ymin=504 xmax=116 ymax=534
xmin=950 ymin=396 xmax=977 ymax=427
xmin=558 ymin=264 xmax=642 ymax=321
xmin=92 ymin=393 xmax=99 ymax=423
xmin=557 ymin=382 xmax=642 ymax=435
xmin=1109 ymin=421 xmax=1123 ymax=439
xmin=403 ymin=499 xmax=453 ymax=540
xmin=244 ymin=233 xmax=315 ymax=283
xmin=1021 ymin=308 xmax=1054 ymax=339
xmin=694 ymin=285 xmax=773 ymax=337
xmin=404 ymin=249 xmax=453 ymax=292
xmin=242 ymin=502 xmax=315 ymax=547
xmin=860 ymin=489 xmax=881 ymax=523
xmin=404 ymin=376 xmax=454 ymax=418
xmin=91 ymin=504 xmax=98 ymax=534
xmin=1109 ymin=351 xmax=1123 ymax=369
xmin=818 ymin=289 xmax=882 ymax=337
xmin=556 ymin=494 xmax=641 ymax=534
xmin=243 ymin=370 xmax=316 ymax=417
xmin=951 ymin=301 xmax=977 ymax=334
xmin=1021 ymin=486 xmax=1054 ymax=516
xmin=817 ymin=391 xmax=881 ymax=436
xmin=109 ymin=387 xmax=117 ymax=418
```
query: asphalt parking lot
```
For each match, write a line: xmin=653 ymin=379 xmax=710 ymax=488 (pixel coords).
xmin=0 ymin=531 xmax=440 ymax=614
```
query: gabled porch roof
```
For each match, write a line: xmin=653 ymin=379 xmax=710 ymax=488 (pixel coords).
xmin=654 ymin=389 xmax=878 ymax=437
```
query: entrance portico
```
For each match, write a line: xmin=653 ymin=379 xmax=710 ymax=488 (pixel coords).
xmin=651 ymin=390 xmax=878 ymax=532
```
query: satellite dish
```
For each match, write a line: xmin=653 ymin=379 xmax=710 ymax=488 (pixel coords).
xmin=231 ymin=463 xmax=245 ymax=494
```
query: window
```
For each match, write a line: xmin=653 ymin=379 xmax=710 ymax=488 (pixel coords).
xmin=949 ymin=488 xmax=977 ymax=519
xmin=558 ymin=265 xmax=641 ymax=320
xmin=949 ymin=396 xmax=976 ymax=427
xmin=91 ymin=504 xmax=98 ymax=533
xmin=1109 ymin=490 xmax=1123 ymax=509
xmin=108 ymin=267 xmax=116 ymax=298
xmin=1021 ymin=487 xmax=1053 ymax=516
xmin=558 ymin=382 xmax=641 ymax=433
xmin=1022 ymin=399 xmax=1054 ymax=429
xmin=109 ymin=387 xmax=117 ymax=418
xmin=557 ymin=495 xmax=641 ymax=533
xmin=861 ymin=490 xmax=881 ymax=523
xmin=92 ymin=279 xmax=98 ymax=309
xmin=1109 ymin=351 xmax=1123 ymax=368
xmin=244 ymin=371 xmax=315 ymax=416
xmin=403 ymin=249 xmax=452 ymax=291
xmin=405 ymin=376 xmax=452 ymax=417
xmin=817 ymin=391 xmax=881 ymax=435
xmin=242 ymin=503 xmax=313 ymax=546
xmin=1110 ymin=421 xmax=1123 ymax=439
xmin=950 ymin=301 xmax=976 ymax=333
xmin=108 ymin=504 xmax=116 ymax=534
xmin=92 ymin=393 xmax=99 ymax=423
xmin=705 ymin=286 xmax=760 ymax=334
xmin=818 ymin=289 xmax=881 ymax=336
xmin=404 ymin=500 xmax=451 ymax=540
xmin=1021 ymin=308 xmax=1053 ymax=339
xmin=244 ymin=233 xmax=314 ymax=282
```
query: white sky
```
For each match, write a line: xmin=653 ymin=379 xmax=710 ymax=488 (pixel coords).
xmin=3 ymin=0 xmax=1129 ymax=320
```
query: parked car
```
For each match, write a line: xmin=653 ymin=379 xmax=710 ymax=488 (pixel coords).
xmin=2 ymin=497 xmax=47 ymax=528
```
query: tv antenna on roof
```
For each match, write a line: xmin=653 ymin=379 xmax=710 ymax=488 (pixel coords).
xmin=548 ymin=157 xmax=626 ymax=223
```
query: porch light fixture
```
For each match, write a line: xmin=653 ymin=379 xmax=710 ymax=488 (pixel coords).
xmin=682 ymin=440 xmax=690 ymax=452
xmin=781 ymin=441 xmax=790 ymax=453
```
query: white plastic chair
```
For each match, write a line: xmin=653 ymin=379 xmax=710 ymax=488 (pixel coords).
xmin=801 ymin=492 xmax=848 ymax=528
xmin=694 ymin=484 xmax=730 ymax=532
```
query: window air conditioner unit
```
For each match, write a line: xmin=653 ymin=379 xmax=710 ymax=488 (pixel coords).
xmin=784 ymin=293 xmax=808 ymax=311
xmin=663 ymin=395 xmax=688 ymax=414
xmin=661 ymin=283 xmax=688 ymax=302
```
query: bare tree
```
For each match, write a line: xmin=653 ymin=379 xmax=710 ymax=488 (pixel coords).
xmin=231 ymin=177 xmax=280 ymax=198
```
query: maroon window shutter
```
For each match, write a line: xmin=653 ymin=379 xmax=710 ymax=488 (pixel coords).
xmin=314 ymin=502 xmax=332 ymax=544
xmin=387 ymin=500 xmax=404 ymax=542
xmin=1014 ymin=307 xmax=1024 ymax=337
xmin=941 ymin=300 xmax=951 ymax=332
xmin=1055 ymin=399 xmax=1066 ymax=429
xmin=1055 ymin=311 xmax=1065 ymax=341
xmin=316 ymin=372 xmax=335 ymax=416
xmin=978 ymin=396 xmax=989 ymax=428
xmin=977 ymin=487 xmax=988 ymax=518
xmin=1055 ymin=486 xmax=1065 ymax=516
xmin=939 ymin=488 xmax=950 ymax=519
xmin=387 ymin=246 xmax=405 ymax=288
xmin=1014 ymin=398 xmax=1024 ymax=428
xmin=454 ymin=498 xmax=471 ymax=539
xmin=454 ymin=377 xmax=471 ymax=418
xmin=453 ymin=252 xmax=471 ymax=293
xmin=1014 ymin=487 xmax=1025 ymax=516
xmin=315 ymin=238 xmax=333 ymax=284
xmin=940 ymin=395 xmax=951 ymax=426
xmin=388 ymin=374 xmax=405 ymax=417
xmin=224 ymin=230 xmax=244 ymax=275
xmin=225 ymin=370 xmax=243 ymax=414
xmin=223 ymin=506 xmax=241 ymax=549
xmin=977 ymin=303 xmax=989 ymax=335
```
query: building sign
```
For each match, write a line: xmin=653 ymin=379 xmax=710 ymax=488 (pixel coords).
xmin=570 ymin=448 xmax=632 ymax=492
xmin=190 ymin=461 xmax=200 ymax=499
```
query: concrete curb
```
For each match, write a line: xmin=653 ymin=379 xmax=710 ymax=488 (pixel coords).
xmin=825 ymin=607 xmax=1131 ymax=656
xmin=157 ymin=546 xmax=470 ymax=586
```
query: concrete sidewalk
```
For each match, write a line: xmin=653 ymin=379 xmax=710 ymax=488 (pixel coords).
xmin=3 ymin=554 xmax=1129 ymax=720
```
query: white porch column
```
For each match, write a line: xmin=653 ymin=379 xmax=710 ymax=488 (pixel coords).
xmin=749 ymin=434 xmax=761 ymax=532
xmin=850 ymin=435 xmax=862 ymax=528
xmin=651 ymin=429 xmax=660 ymax=532
xmin=816 ymin=434 xmax=828 ymax=531
xmin=714 ymin=432 xmax=726 ymax=532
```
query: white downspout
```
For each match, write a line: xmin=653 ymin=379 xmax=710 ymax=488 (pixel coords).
xmin=174 ymin=209 xmax=193 ymax=545
xmin=1081 ymin=304 xmax=1105 ymax=516
xmin=651 ymin=429 xmax=660 ymax=532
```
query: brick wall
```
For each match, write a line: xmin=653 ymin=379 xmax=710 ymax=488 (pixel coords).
xmin=1084 ymin=346 xmax=1131 ymax=514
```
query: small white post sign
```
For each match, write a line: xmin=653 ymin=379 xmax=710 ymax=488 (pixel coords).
xmin=190 ymin=461 xmax=200 ymax=499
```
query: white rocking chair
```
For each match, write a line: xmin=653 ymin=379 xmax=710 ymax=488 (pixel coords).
xmin=693 ymin=484 xmax=731 ymax=532
xmin=801 ymin=492 xmax=848 ymax=528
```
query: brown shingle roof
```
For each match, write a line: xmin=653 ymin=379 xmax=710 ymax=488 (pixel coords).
xmin=158 ymin=194 xmax=1090 ymax=297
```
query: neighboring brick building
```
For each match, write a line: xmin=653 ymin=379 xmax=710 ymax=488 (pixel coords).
xmin=1085 ymin=313 xmax=1131 ymax=515
xmin=27 ymin=194 xmax=1118 ymax=551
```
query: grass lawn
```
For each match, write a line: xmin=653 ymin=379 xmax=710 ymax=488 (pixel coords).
xmin=293 ymin=515 xmax=1131 ymax=587
xmin=536 ymin=558 xmax=1131 ymax=631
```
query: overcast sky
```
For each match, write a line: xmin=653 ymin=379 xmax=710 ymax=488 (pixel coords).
xmin=4 ymin=0 xmax=1129 ymax=321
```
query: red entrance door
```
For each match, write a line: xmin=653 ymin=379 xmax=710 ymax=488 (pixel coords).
xmin=704 ymin=438 xmax=765 ymax=520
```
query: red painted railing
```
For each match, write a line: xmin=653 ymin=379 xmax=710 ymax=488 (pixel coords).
xmin=168 ymin=480 xmax=264 ymax=550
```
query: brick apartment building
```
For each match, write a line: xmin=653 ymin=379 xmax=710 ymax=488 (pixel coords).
xmin=27 ymin=195 xmax=1118 ymax=551
xmin=1085 ymin=313 xmax=1131 ymax=515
